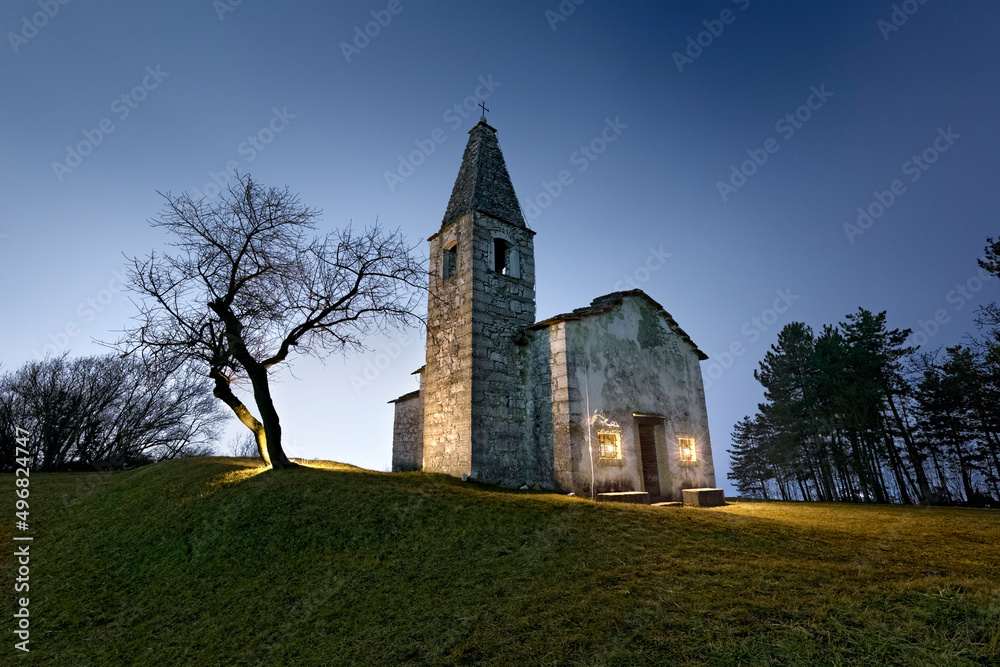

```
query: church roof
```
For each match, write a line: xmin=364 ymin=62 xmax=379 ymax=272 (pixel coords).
xmin=441 ymin=120 xmax=526 ymax=229
xmin=531 ymin=290 xmax=709 ymax=360
xmin=388 ymin=389 xmax=420 ymax=404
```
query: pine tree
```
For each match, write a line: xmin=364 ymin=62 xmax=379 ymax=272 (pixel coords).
xmin=728 ymin=415 xmax=776 ymax=499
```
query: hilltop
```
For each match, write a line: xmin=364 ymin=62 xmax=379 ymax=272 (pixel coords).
xmin=1 ymin=457 xmax=998 ymax=665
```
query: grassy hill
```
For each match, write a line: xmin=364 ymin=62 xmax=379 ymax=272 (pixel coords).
xmin=2 ymin=458 xmax=999 ymax=666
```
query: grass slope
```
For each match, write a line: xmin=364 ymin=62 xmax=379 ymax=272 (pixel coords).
xmin=2 ymin=457 xmax=999 ymax=666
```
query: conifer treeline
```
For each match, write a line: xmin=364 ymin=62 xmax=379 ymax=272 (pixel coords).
xmin=728 ymin=237 xmax=1000 ymax=506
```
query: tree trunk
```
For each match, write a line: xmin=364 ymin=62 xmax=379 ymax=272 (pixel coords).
xmin=871 ymin=443 xmax=890 ymax=503
xmin=971 ymin=399 xmax=1000 ymax=500
xmin=796 ymin=474 xmax=811 ymax=501
xmin=816 ymin=439 xmax=837 ymax=501
xmin=776 ymin=473 xmax=789 ymax=501
xmin=210 ymin=368 xmax=271 ymax=467
xmin=800 ymin=445 xmax=820 ymax=500
xmin=832 ymin=430 xmax=854 ymax=500
xmin=927 ymin=445 xmax=950 ymax=502
xmin=247 ymin=368 xmax=297 ymax=469
xmin=847 ymin=430 xmax=874 ymax=501
xmin=949 ymin=433 xmax=977 ymax=502
xmin=840 ymin=465 xmax=856 ymax=501
xmin=882 ymin=429 xmax=913 ymax=504
xmin=886 ymin=394 xmax=932 ymax=503
xmin=858 ymin=430 xmax=888 ymax=503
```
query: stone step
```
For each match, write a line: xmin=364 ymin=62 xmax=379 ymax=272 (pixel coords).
xmin=596 ymin=491 xmax=650 ymax=505
xmin=682 ymin=488 xmax=726 ymax=507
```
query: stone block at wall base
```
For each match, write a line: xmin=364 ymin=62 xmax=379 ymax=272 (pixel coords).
xmin=682 ymin=488 xmax=725 ymax=507
xmin=596 ymin=491 xmax=650 ymax=505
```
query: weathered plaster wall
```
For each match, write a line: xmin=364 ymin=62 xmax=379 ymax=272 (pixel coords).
xmin=561 ymin=296 xmax=715 ymax=499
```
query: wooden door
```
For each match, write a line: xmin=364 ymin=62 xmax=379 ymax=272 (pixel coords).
xmin=638 ymin=424 xmax=660 ymax=497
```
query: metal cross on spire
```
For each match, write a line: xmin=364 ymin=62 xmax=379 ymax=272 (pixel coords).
xmin=479 ymin=100 xmax=489 ymax=122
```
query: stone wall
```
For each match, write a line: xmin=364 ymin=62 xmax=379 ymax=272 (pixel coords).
xmin=547 ymin=322 xmax=582 ymax=491
xmin=422 ymin=209 xmax=538 ymax=486
xmin=422 ymin=213 xmax=475 ymax=477
xmin=522 ymin=327 xmax=555 ymax=488
xmin=468 ymin=212 xmax=537 ymax=486
xmin=390 ymin=390 xmax=423 ymax=471
xmin=398 ymin=119 xmax=717 ymax=495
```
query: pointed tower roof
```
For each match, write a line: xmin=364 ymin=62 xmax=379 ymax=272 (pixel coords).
xmin=441 ymin=120 xmax=525 ymax=229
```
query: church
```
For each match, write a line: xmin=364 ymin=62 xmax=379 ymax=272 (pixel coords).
xmin=389 ymin=117 xmax=716 ymax=501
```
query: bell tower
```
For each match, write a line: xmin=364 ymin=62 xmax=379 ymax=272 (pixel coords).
xmin=422 ymin=119 xmax=536 ymax=484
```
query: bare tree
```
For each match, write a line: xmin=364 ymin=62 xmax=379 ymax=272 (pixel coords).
xmin=226 ymin=431 xmax=260 ymax=458
xmin=116 ymin=173 xmax=425 ymax=469
xmin=0 ymin=354 xmax=226 ymax=472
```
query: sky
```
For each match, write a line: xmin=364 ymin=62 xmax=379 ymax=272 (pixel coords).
xmin=2 ymin=0 xmax=998 ymax=493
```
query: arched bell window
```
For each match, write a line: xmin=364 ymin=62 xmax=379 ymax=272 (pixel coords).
xmin=490 ymin=235 xmax=519 ymax=278
xmin=442 ymin=243 xmax=457 ymax=279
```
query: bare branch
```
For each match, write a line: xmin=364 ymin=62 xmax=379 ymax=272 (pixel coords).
xmin=111 ymin=173 xmax=426 ymax=468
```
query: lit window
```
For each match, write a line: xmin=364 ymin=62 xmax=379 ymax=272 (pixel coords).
xmin=678 ymin=437 xmax=696 ymax=463
xmin=443 ymin=245 xmax=457 ymax=279
xmin=598 ymin=432 xmax=621 ymax=460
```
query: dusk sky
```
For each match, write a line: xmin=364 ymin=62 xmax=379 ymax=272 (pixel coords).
xmin=2 ymin=0 xmax=997 ymax=493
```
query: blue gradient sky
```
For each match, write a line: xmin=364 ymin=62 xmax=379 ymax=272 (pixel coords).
xmin=2 ymin=1 xmax=997 ymax=491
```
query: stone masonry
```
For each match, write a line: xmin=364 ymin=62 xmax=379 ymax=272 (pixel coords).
xmin=390 ymin=119 xmax=717 ymax=499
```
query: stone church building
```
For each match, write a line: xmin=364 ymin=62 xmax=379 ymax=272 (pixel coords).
xmin=390 ymin=119 xmax=716 ymax=501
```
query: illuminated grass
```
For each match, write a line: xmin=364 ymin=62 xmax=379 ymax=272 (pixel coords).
xmin=1 ymin=458 xmax=998 ymax=665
